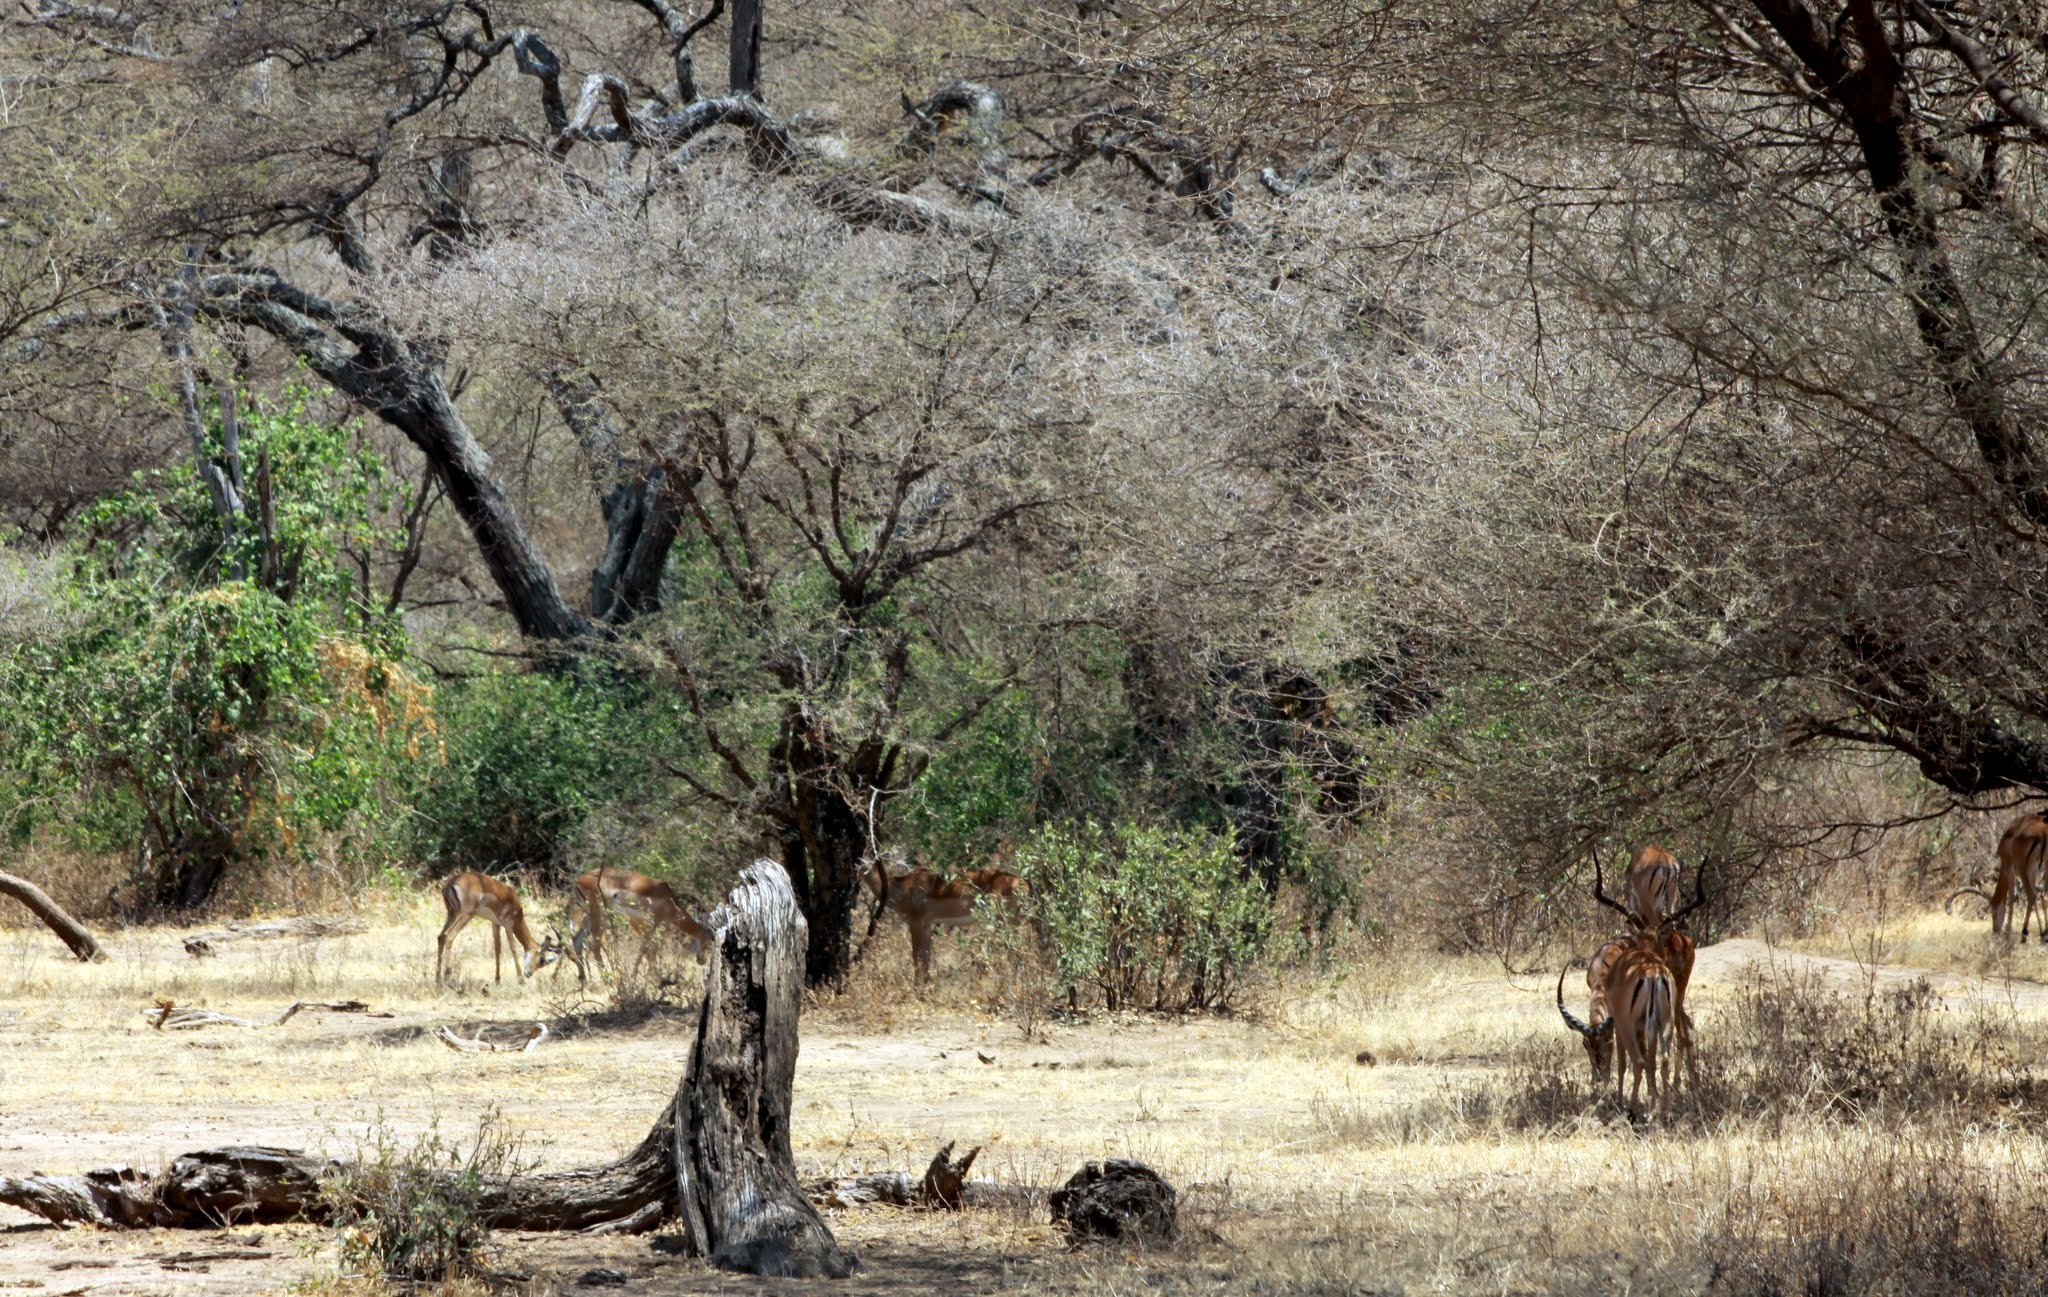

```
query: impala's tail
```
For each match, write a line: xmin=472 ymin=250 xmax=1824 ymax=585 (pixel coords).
xmin=1629 ymin=971 xmax=1674 ymax=1053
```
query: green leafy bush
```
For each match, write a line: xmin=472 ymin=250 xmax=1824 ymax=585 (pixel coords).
xmin=1017 ymin=821 xmax=1269 ymax=1013
xmin=0 ymin=398 xmax=433 ymax=907
xmin=412 ymin=669 xmax=656 ymax=879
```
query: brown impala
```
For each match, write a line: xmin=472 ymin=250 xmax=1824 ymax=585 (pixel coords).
xmin=1947 ymin=813 xmax=2048 ymax=941
xmin=1558 ymin=857 xmax=1708 ymax=1116
xmin=858 ymin=852 xmax=1027 ymax=987
xmin=435 ymin=871 xmax=562 ymax=986
xmin=561 ymin=867 xmax=713 ymax=983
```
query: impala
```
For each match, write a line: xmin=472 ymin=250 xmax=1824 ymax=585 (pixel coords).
xmin=435 ymin=871 xmax=562 ymax=986
xmin=1625 ymin=844 xmax=1681 ymax=927
xmin=562 ymin=868 xmax=713 ymax=984
xmin=857 ymin=853 xmax=1026 ymax=986
xmin=1946 ymin=812 xmax=2048 ymax=941
xmin=1559 ymin=857 xmax=1708 ymax=1116
xmin=1564 ymin=934 xmax=1633 ymax=1086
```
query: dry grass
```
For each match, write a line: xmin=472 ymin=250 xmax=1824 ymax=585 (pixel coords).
xmin=4 ymin=891 xmax=2048 ymax=1295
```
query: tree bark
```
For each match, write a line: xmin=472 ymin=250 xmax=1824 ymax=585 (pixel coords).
xmin=728 ymin=0 xmax=763 ymax=97
xmin=770 ymin=714 xmax=870 ymax=989
xmin=0 ymin=869 xmax=105 ymax=962
xmin=674 ymin=858 xmax=857 ymax=1276
xmin=0 ymin=861 xmax=855 ymax=1280
xmin=191 ymin=276 xmax=596 ymax=644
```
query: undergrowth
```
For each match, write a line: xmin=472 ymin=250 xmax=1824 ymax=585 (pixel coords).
xmin=322 ymin=1109 xmax=529 ymax=1283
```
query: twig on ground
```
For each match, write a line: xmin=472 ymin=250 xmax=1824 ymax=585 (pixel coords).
xmin=435 ymin=1022 xmax=550 ymax=1053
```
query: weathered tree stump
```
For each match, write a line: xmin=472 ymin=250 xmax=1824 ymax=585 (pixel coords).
xmin=673 ymin=859 xmax=858 ymax=1277
xmin=1049 ymin=1159 xmax=1177 ymax=1244
xmin=0 ymin=869 xmax=104 ymax=962
xmin=0 ymin=859 xmax=856 ymax=1279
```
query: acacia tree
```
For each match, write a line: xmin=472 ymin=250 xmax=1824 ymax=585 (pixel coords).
xmin=1038 ymin=0 xmax=2048 ymax=931
xmin=5 ymin=1 xmax=1411 ymax=958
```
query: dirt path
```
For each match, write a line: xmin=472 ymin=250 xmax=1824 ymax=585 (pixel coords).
xmin=1692 ymin=936 xmax=2048 ymax=1010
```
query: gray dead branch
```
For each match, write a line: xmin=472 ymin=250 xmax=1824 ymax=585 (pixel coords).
xmin=146 ymin=998 xmax=380 ymax=1029
xmin=181 ymin=915 xmax=366 ymax=956
xmin=0 ymin=869 xmax=105 ymax=962
xmin=806 ymin=1142 xmax=1038 ymax=1211
xmin=435 ymin=1022 xmax=550 ymax=1053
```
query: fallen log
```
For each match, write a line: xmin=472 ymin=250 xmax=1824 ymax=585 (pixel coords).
xmin=181 ymin=915 xmax=366 ymax=953
xmin=0 ymin=860 xmax=858 ymax=1279
xmin=0 ymin=868 xmax=104 ymax=962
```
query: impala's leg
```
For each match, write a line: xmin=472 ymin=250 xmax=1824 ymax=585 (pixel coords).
xmin=493 ymin=922 xmax=505 ymax=983
xmin=1645 ymin=1037 xmax=1659 ymax=1118
xmin=565 ymin=907 xmax=590 ymax=985
xmin=908 ymin=917 xmax=933 ymax=989
xmin=627 ymin=916 xmax=654 ymax=980
xmin=438 ymin=910 xmax=474 ymax=987
xmin=1679 ymin=1009 xmax=1697 ymax=1089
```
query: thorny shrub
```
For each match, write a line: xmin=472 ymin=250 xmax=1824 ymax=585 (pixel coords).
xmin=322 ymin=1110 xmax=527 ymax=1283
xmin=1489 ymin=969 xmax=2048 ymax=1134
xmin=1705 ymin=1134 xmax=2048 ymax=1296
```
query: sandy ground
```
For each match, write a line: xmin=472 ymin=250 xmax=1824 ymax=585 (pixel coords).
xmin=2 ymin=913 xmax=2046 ymax=1295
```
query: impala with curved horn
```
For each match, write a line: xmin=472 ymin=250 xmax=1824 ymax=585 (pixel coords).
xmin=1559 ymin=853 xmax=1709 ymax=1114
xmin=1946 ymin=813 xmax=2048 ymax=941
xmin=1560 ymin=933 xmax=1632 ymax=1086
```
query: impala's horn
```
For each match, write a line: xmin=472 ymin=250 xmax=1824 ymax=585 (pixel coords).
xmin=1558 ymin=966 xmax=1613 ymax=1038
xmin=1592 ymin=855 xmax=1636 ymax=926
xmin=1946 ymin=886 xmax=1993 ymax=915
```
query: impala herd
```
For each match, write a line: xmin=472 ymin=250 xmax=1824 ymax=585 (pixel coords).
xmin=432 ymin=813 xmax=2048 ymax=1124
xmin=432 ymin=857 xmax=1025 ymax=990
xmin=1556 ymin=844 xmax=1705 ymax=1119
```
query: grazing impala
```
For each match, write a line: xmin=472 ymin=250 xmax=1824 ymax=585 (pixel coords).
xmin=1559 ymin=858 xmax=1708 ymax=1116
xmin=858 ymin=853 xmax=1026 ymax=986
xmin=1625 ymin=844 xmax=1681 ymax=927
xmin=1566 ymin=934 xmax=1633 ymax=1085
xmin=1946 ymin=813 xmax=2048 ymax=941
xmin=435 ymin=871 xmax=562 ymax=986
xmin=562 ymin=868 xmax=713 ymax=984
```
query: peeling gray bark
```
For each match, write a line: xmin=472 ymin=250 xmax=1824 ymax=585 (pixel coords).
xmin=0 ymin=869 xmax=104 ymax=962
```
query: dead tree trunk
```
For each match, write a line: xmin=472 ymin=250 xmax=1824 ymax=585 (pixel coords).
xmin=674 ymin=858 xmax=858 ymax=1276
xmin=729 ymin=0 xmax=763 ymax=97
xmin=0 ymin=869 xmax=105 ymax=962
xmin=0 ymin=861 xmax=855 ymax=1279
